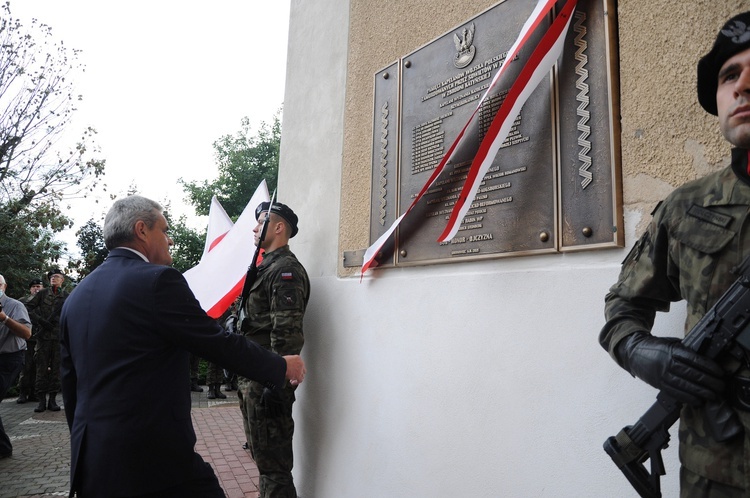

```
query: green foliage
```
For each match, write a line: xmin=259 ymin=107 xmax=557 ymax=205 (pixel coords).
xmin=0 ymin=3 xmax=105 ymax=293
xmin=180 ymin=111 xmax=281 ymax=219
xmin=164 ymin=209 xmax=205 ymax=273
xmin=0 ymin=208 xmax=64 ymax=298
xmin=171 ymin=110 xmax=282 ymax=273
xmin=69 ymin=219 xmax=109 ymax=279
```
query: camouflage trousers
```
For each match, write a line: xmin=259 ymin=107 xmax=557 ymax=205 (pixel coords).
xmin=206 ymin=362 xmax=224 ymax=385
xmin=189 ymin=354 xmax=201 ymax=381
xmin=681 ymin=466 xmax=748 ymax=497
xmin=34 ymin=339 xmax=60 ymax=395
xmin=238 ymin=379 xmax=297 ymax=498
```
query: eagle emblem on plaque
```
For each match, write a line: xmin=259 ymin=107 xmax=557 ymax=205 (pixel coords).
xmin=453 ymin=22 xmax=476 ymax=68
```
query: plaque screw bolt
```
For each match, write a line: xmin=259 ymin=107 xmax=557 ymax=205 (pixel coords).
xmin=382 ymin=72 xmax=389 ymax=80
xmin=539 ymin=231 xmax=549 ymax=243
xmin=404 ymin=60 xmax=411 ymax=68
xmin=582 ymin=227 xmax=593 ymax=238
xmin=400 ymin=250 xmax=408 ymax=257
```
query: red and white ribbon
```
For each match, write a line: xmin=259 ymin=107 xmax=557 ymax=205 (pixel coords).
xmin=439 ymin=0 xmax=577 ymax=242
xmin=362 ymin=0 xmax=575 ymax=274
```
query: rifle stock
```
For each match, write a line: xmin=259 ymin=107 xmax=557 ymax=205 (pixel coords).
xmin=604 ymin=256 xmax=750 ymax=497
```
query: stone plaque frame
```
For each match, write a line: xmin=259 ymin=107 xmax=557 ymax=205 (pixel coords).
xmin=363 ymin=0 xmax=622 ymax=268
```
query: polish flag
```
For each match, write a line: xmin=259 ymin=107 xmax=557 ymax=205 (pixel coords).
xmin=201 ymin=196 xmax=234 ymax=260
xmin=184 ymin=181 xmax=270 ymax=318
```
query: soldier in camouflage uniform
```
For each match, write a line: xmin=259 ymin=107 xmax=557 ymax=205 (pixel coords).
xmin=25 ymin=269 xmax=68 ymax=413
xmin=239 ymin=201 xmax=309 ymax=498
xmin=600 ymin=11 xmax=750 ymax=496
xmin=16 ymin=278 xmax=43 ymax=404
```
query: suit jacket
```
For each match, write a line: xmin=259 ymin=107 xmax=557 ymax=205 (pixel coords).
xmin=60 ymin=248 xmax=286 ymax=497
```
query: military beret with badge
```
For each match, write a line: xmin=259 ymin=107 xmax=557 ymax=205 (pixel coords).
xmin=255 ymin=201 xmax=299 ymax=238
xmin=698 ymin=11 xmax=750 ymax=115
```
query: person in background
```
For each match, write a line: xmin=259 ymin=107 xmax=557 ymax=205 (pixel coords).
xmin=16 ymin=278 xmax=43 ymax=404
xmin=21 ymin=279 xmax=43 ymax=302
xmin=223 ymin=302 xmax=240 ymax=393
xmin=0 ymin=274 xmax=32 ymax=459
xmin=26 ymin=269 xmax=68 ymax=412
xmin=189 ymin=354 xmax=204 ymax=393
xmin=206 ymin=358 xmax=227 ymax=400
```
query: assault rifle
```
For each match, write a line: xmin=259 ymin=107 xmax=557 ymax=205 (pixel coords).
xmin=604 ymin=255 xmax=750 ymax=498
xmin=238 ymin=189 xmax=276 ymax=320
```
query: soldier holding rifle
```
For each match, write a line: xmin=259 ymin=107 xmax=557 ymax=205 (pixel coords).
xmin=238 ymin=200 xmax=310 ymax=498
xmin=601 ymin=11 xmax=750 ymax=496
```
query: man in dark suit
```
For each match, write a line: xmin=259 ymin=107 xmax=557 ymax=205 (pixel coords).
xmin=60 ymin=195 xmax=306 ymax=498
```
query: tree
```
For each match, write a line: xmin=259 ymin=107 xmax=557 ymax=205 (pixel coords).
xmin=180 ymin=111 xmax=281 ymax=218
xmin=0 ymin=3 xmax=105 ymax=293
xmin=0 ymin=208 xmax=64 ymax=298
xmin=70 ymin=219 xmax=108 ymax=279
xmin=165 ymin=211 xmax=204 ymax=273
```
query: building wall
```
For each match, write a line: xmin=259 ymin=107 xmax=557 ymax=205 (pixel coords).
xmin=279 ymin=0 xmax=748 ymax=496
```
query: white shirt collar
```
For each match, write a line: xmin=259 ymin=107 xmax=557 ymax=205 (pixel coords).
xmin=116 ymin=246 xmax=149 ymax=262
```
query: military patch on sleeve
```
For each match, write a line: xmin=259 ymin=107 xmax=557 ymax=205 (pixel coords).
xmin=277 ymin=289 xmax=299 ymax=310
xmin=281 ymin=271 xmax=294 ymax=281
xmin=687 ymin=204 xmax=733 ymax=228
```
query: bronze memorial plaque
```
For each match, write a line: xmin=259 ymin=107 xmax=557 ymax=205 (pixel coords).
xmin=557 ymin=0 xmax=622 ymax=251
xmin=370 ymin=61 xmax=400 ymax=267
xmin=368 ymin=0 xmax=622 ymax=267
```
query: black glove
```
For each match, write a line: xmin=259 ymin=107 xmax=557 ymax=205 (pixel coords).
xmin=260 ymin=388 xmax=284 ymax=417
xmin=616 ymin=332 xmax=725 ymax=406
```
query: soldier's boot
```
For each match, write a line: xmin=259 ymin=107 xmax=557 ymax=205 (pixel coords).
xmin=190 ymin=379 xmax=204 ymax=393
xmin=34 ymin=394 xmax=46 ymax=413
xmin=47 ymin=392 xmax=61 ymax=412
xmin=16 ymin=393 xmax=28 ymax=404
xmin=207 ymin=385 xmax=216 ymax=399
xmin=213 ymin=383 xmax=226 ymax=399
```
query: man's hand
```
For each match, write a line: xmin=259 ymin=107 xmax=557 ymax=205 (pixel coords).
xmin=283 ymin=355 xmax=306 ymax=386
xmin=616 ymin=332 xmax=725 ymax=406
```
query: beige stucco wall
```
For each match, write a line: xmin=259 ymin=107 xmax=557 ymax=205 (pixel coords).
xmin=617 ymin=0 xmax=748 ymax=233
xmin=339 ymin=0 xmax=749 ymax=272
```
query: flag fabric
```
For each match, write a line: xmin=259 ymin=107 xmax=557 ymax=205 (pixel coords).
xmin=361 ymin=0 xmax=576 ymax=274
xmin=184 ymin=181 xmax=270 ymax=318
xmin=201 ymin=196 xmax=234 ymax=259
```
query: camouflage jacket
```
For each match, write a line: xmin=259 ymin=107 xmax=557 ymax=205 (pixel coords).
xmin=600 ymin=148 xmax=750 ymax=488
xmin=25 ymin=286 xmax=69 ymax=341
xmin=240 ymin=245 xmax=309 ymax=359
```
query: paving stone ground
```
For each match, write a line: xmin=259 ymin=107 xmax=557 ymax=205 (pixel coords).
xmin=0 ymin=387 xmax=258 ymax=498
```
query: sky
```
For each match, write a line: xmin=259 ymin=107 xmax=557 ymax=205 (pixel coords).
xmin=9 ymin=1 xmax=291 ymax=255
